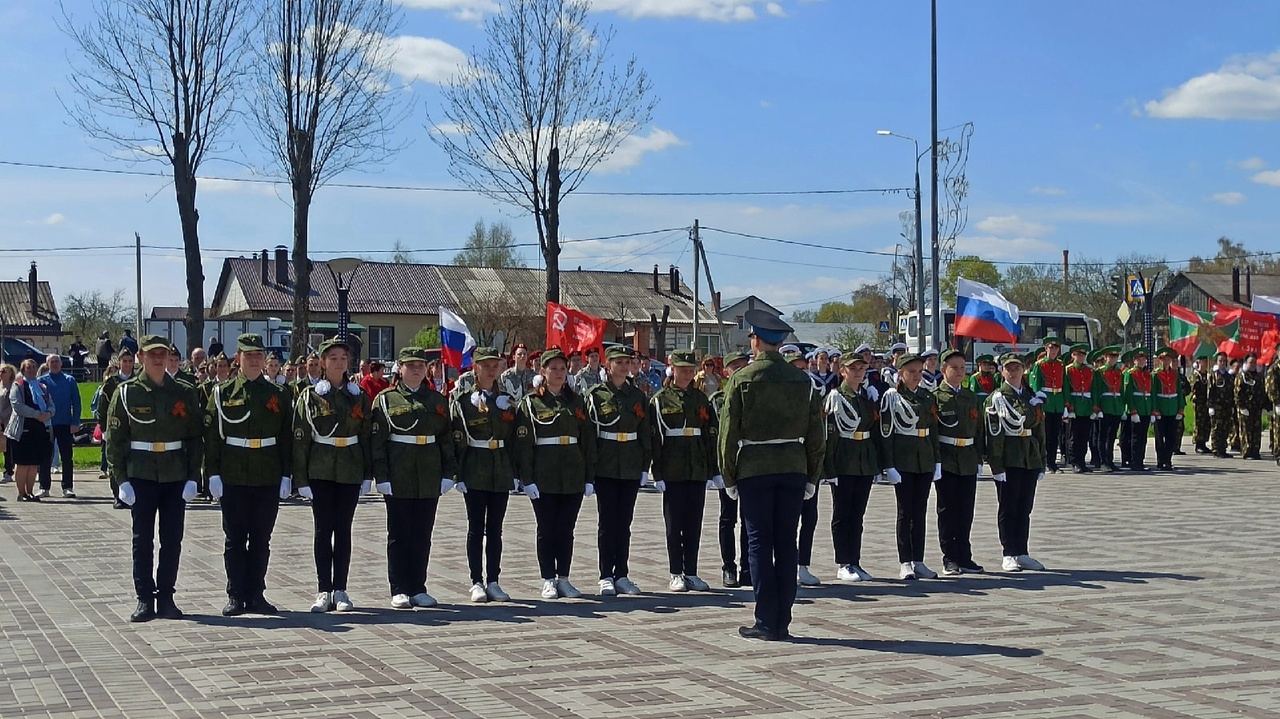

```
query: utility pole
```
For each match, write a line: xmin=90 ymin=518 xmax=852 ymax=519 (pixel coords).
xmin=691 ymin=220 xmax=700 ymax=355
xmin=1062 ymin=250 xmax=1070 ymax=294
xmin=695 ymin=228 xmax=728 ymax=354
xmin=135 ymin=232 xmax=144 ymax=338
xmin=929 ymin=0 xmax=942 ymax=352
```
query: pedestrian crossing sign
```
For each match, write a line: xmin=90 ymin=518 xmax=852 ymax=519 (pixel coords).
xmin=877 ymin=321 xmax=891 ymax=334
xmin=1127 ymin=276 xmax=1146 ymax=303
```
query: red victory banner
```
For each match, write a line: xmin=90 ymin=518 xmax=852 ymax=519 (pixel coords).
xmin=1168 ymin=303 xmax=1279 ymax=360
xmin=1214 ymin=306 xmax=1279 ymax=360
xmin=546 ymin=302 xmax=607 ymax=357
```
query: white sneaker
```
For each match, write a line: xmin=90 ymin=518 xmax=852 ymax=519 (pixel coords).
xmin=1017 ymin=554 xmax=1046 ymax=571
xmin=598 ymin=578 xmax=617 ymax=596
xmin=34 ymin=488 xmax=48 ymax=498
xmin=899 ymin=562 xmax=917 ymax=580
xmin=485 ymin=582 xmax=510 ymax=602
xmin=540 ymin=579 xmax=559 ymax=599
xmin=685 ymin=575 xmax=710 ymax=591
xmin=853 ymin=565 xmax=874 ymax=581
xmin=310 ymin=592 xmax=333 ymax=613
xmin=469 ymin=583 xmax=489 ymax=603
xmin=391 ymin=593 xmax=412 ymax=609
xmin=332 ymin=590 xmax=354 ymax=612
xmin=913 ymin=562 xmax=938 ymax=579
xmin=836 ymin=565 xmax=862 ymax=582
xmin=1002 ymin=556 xmax=1022 ymax=572
xmin=668 ymin=574 xmax=688 ymax=592
xmin=613 ymin=576 xmax=641 ymax=595
xmin=555 ymin=577 xmax=581 ymax=599
xmin=410 ymin=592 xmax=437 ymax=608
xmin=797 ymin=565 xmax=822 ymax=586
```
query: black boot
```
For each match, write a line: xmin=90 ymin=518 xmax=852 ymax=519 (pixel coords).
xmin=222 ymin=597 xmax=246 ymax=617
xmin=130 ymin=599 xmax=156 ymax=623
xmin=245 ymin=596 xmax=279 ymax=614
xmin=721 ymin=569 xmax=740 ymax=588
xmin=155 ymin=595 xmax=184 ymax=620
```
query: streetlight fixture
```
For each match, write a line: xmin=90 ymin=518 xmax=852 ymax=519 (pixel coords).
xmin=327 ymin=257 xmax=363 ymax=343
xmin=878 ymin=130 xmax=929 ymax=353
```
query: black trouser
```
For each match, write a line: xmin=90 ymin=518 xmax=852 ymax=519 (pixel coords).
xmin=309 ymin=479 xmax=361 ymax=592
xmin=738 ymin=472 xmax=806 ymax=636
xmin=1099 ymin=414 xmax=1121 ymax=468
xmin=465 ymin=489 xmax=509 ymax=585
xmin=662 ymin=480 xmax=706 ymax=576
xmin=1129 ymin=416 xmax=1150 ymax=470
xmin=995 ymin=467 xmax=1038 ymax=556
xmin=1119 ymin=418 xmax=1132 ymax=465
xmin=894 ymin=471 xmax=932 ymax=563
xmin=129 ymin=478 xmax=186 ymax=602
xmin=718 ymin=488 xmax=748 ymax=575
xmin=829 ymin=475 xmax=874 ymax=566
xmin=39 ymin=424 xmax=75 ymax=491
xmin=1154 ymin=416 xmax=1179 ymax=466
xmin=220 ymin=484 xmax=280 ymax=601
xmin=3 ymin=445 xmax=13 ymax=475
xmin=532 ymin=492 xmax=583 ymax=579
xmin=935 ymin=471 xmax=977 ymax=565
xmin=385 ymin=496 xmax=438 ymax=597
xmin=797 ymin=493 xmax=819 ymax=566
xmin=1070 ymin=416 xmax=1092 ymax=468
xmin=1043 ymin=413 xmax=1063 ymax=468
xmin=595 ymin=476 xmax=641 ymax=580
xmin=1088 ymin=417 xmax=1102 ymax=466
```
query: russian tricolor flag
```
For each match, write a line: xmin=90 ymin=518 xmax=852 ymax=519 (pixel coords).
xmin=954 ymin=278 xmax=1021 ymax=343
xmin=439 ymin=307 xmax=476 ymax=369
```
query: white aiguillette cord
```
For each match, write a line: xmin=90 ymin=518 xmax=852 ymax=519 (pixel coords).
xmin=878 ymin=387 xmax=920 ymax=439
xmin=986 ymin=391 xmax=1028 ymax=437
xmin=824 ymin=389 xmax=860 ymax=435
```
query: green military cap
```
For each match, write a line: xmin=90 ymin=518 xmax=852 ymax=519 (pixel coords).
xmin=999 ymin=352 xmax=1025 ymax=367
xmin=472 ymin=346 xmax=500 ymax=362
xmin=115 ymin=348 xmax=135 ymax=360
xmin=975 ymin=353 xmax=994 ymax=364
xmin=539 ymin=348 xmax=566 ymax=365
xmin=1243 ymin=351 xmax=1257 ymax=361
xmin=840 ymin=353 xmax=869 ymax=367
xmin=397 ymin=346 xmax=432 ymax=363
xmin=1122 ymin=347 xmax=1147 ymax=363
xmin=1025 ymin=350 xmax=1041 ymax=365
xmin=939 ymin=348 xmax=964 ymax=364
xmin=605 ymin=345 xmax=633 ymax=362
xmin=317 ymin=338 xmax=350 ymax=356
xmin=1102 ymin=345 xmax=1121 ymax=356
xmin=1156 ymin=346 xmax=1177 ymax=359
xmin=211 ymin=353 xmax=230 ymax=364
xmin=237 ymin=333 xmax=265 ymax=352
xmin=1087 ymin=348 xmax=1102 ymax=363
xmin=1042 ymin=336 xmax=1061 ymax=347
xmin=139 ymin=334 xmax=170 ymax=352
xmin=1069 ymin=343 xmax=1089 ymax=354
xmin=723 ymin=350 xmax=750 ymax=366
xmin=896 ymin=353 xmax=924 ymax=370
xmin=307 ymin=352 xmax=321 ymax=361
xmin=670 ymin=349 xmax=697 ymax=367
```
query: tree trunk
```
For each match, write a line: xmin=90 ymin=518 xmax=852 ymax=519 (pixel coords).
xmin=543 ymin=146 xmax=562 ymax=304
xmin=291 ymin=183 xmax=312 ymax=362
xmin=171 ymin=133 xmax=204 ymax=358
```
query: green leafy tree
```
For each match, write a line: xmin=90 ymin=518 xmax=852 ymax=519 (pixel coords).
xmin=940 ymin=255 xmax=1002 ymax=299
xmin=454 ymin=220 xmax=527 ymax=268
xmin=412 ymin=325 xmax=441 ymax=349
xmin=62 ymin=289 xmax=137 ymax=347
xmin=813 ymin=301 xmax=857 ymax=323
xmin=789 ymin=308 xmax=817 ymax=323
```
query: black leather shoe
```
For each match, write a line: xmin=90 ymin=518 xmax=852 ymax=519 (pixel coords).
xmin=721 ymin=570 xmax=740 ymax=588
xmin=738 ymin=572 xmax=752 ymax=587
xmin=222 ymin=598 xmax=246 ymax=617
xmin=113 ymin=500 xmax=128 ymax=509
xmin=130 ymin=600 xmax=156 ymax=623
xmin=958 ymin=560 xmax=985 ymax=573
xmin=155 ymin=596 xmax=184 ymax=620
xmin=245 ymin=596 xmax=279 ymax=614
xmin=738 ymin=625 xmax=773 ymax=641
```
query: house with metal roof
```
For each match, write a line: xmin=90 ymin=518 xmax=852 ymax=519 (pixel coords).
xmin=0 ymin=262 xmax=63 ymax=355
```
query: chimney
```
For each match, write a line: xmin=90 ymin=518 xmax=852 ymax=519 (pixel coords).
xmin=1231 ymin=266 xmax=1240 ymax=303
xmin=274 ymin=245 xmax=289 ymax=286
xmin=1246 ymin=267 xmax=1252 ymax=302
xmin=28 ymin=261 xmax=38 ymax=315
xmin=652 ymin=264 xmax=660 ymax=293
xmin=669 ymin=265 xmax=679 ymax=294
xmin=261 ymin=249 xmax=269 ymax=286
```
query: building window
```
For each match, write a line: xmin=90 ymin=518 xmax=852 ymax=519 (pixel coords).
xmin=368 ymin=326 xmax=394 ymax=360
xmin=736 ymin=315 xmax=744 ymax=330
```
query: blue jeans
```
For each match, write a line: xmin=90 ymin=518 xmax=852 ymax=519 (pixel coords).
xmin=737 ymin=472 xmax=807 ymax=636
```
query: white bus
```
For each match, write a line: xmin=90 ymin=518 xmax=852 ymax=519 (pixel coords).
xmin=900 ymin=308 xmax=1101 ymax=362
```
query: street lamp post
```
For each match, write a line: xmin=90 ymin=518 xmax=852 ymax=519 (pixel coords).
xmin=327 ymin=257 xmax=364 ymax=343
xmin=878 ymin=130 xmax=928 ymax=353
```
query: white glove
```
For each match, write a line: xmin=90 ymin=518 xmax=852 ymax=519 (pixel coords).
xmin=1091 ymin=412 xmax=1102 ymax=420
xmin=1208 ymin=407 xmax=1216 ymax=416
xmin=1150 ymin=416 xmax=1157 ymax=425
xmin=298 ymin=485 xmax=314 ymax=500
xmin=441 ymin=478 xmax=455 ymax=495
xmin=1029 ymin=391 xmax=1046 ymax=407
xmin=1176 ymin=413 xmax=1183 ymax=421
xmin=725 ymin=485 xmax=738 ymax=500
xmin=118 ymin=481 xmax=136 ymax=506
xmin=654 ymin=480 xmax=667 ymax=492
xmin=361 ymin=479 xmax=372 ymax=495
xmin=709 ymin=474 xmax=725 ymax=490
xmin=884 ymin=468 xmax=903 ymax=485
xmin=1274 ymin=405 xmax=1280 ymax=415
xmin=1240 ymin=409 xmax=1249 ymax=416
xmin=455 ymin=481 xmax=468 ymax=494
xmin=639 ymin=471 xmax=650 ymax=485
xmin=524 ymin=483 xmax=541 ymax=500
xmin=279 ymin=477 xmax=291 ymax=500
xmin=992 ymin=472 xmax=1007 ymax=482
xmin=583 ymin=483 xmax=595 ymax=497
xmin=1130 ymin=414 xmax=1141 ymax=424
xmin=1063 ymin=409 xmax=1073 ymax=419
xmin=803 ymin=483 xmax=817 ymax=500
xmin=865 ymin=385 xmax=880 ymax=402
xmin=208 ymin=475 xmax=224 ymax=500
xmin=820 ymin=477 xmax=838 ymax=486
xmin=495 ymin=395 xmax=512 ymax=410
xmin=932 ymin=463 xmax=943 ymax=482
xmin=1036 ymin=471 xmax=1045 ymax=482
xmin=377 ymin=482 xmax=393 ymax=496
xmin=181 ymin=480 xmax=198 ymax=502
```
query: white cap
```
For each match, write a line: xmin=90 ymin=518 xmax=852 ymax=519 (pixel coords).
xmin=890 ymin=342 xmax=908 ymax=353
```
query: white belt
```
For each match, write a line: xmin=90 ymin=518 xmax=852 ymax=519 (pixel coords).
xmin=738 ymin=437 xmax=804 ymax=448
xmin=225 ymin=437 xmax=277 ymax=449
xmin=390 ymin=434 xmax=436 ymax=446
xmin=894 ymin=428 xmax=931 ymax=438
xmin=468 ymin=438 xmax=505 ymax=449
xmin=535 ymin=436 xmax=578 ymax=446
xmin=1133 ymin=393 xmax=1150 ymax=398
xmin=1042 ymin=387 xmax=1061 ymax=393
xmin=313 ymin=435 xmax=359 ymax=448
xmin=939 ymin=436 xmax=975 ymax=447
xmin=129 ymin=440 xmax=183 ymax=452
xmin=664 ymin=427 xmax=702 ymax=438
xmin=1102 ymin=392 xmax=1121 ymax=397
xmin=1008 ymin=429 xmax=1031 ymax=437
xmin=838 ymin=430 xmax=870 ymax=440
xmin=1157 ymin=394 xmax=1178 ymax=399
xmin=599 ymin=431 xmax=639 ymax=443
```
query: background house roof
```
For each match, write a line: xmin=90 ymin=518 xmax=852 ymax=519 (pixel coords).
xmin=1176 ymin=271 xmax=1280 ymax=309
xmin=0 ymin=280 xmax=60 ymax=331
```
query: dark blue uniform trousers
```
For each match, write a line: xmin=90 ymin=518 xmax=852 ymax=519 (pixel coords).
xmin=738 ymin=472 xmax=807 ymax=636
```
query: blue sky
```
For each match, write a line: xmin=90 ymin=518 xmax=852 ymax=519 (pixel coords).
xmin=1 ymin=0 xmax=1278 ymax=316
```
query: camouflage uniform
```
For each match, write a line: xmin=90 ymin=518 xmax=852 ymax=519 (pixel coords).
xmin=1235 ymin=366 xmax=1266 ymax=460
xmin=1208 ymin=367 xmax=1235 ymax=456
xmin=1189 ymin=366 xmax=1210 ymax=452
xmin=1266 ymin=359 xmax=1280 ymax=464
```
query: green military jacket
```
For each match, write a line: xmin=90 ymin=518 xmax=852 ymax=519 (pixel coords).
xmin=1095 ymin=365 xmax=1126 ymax=416
xmin=822 ymin=383 xmax=885 ymax=478
xmin=175 ymin=369 xmax=198 ymax=387
xmin=718 ymin=351 xmax=825 ymax=488
xmin=587 ymin=380 xmax=652 ymax=481
xmin=203 ymin=374 xmax=293 ymax=486
xmin=1208 ymin=368 xmax=1234 ymax=411
xmin=450 ymin=386 xmax=518 ymax=493
xmin=1027 ymin=357 xmax=1067 ymax=413
xmin=983 ymin=382 xmax=1046 ymax=474
xmin=292 ymin=381 xmax=373 ymax=487
xmin=1122 ymin=367 xmax=1154 ymax=417
xmin=1065 ymin=362 xmax=1099 ymax=416
xmin=1235 ymin=369 xmax=1266 ymax=412
xmin=933 ymin=380 xmax=984 ymax=476
xmin=371 ymin=383 xmax=457 ymax=498
xmin=105 ymin=373 xmax=204 ymax=486
xmin=878 ymin=383 xmax=941 ymax=474
xmin=968 ymin=371 xmax=998 ymax=404
xmin=1190 ymin=369 xmax=1209 ymax=408
xmin=1152 ymin=367 xmax=1184 ymax=417
xmin=514 ymin=388 xmax=595 ymax=494
xmin=649 ymin=383 xmax=717 ymax=483
xmin=95 ymin=370 xmax=135 ymax=428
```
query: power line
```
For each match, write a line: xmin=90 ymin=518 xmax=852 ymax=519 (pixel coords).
xmin=701 ymin=226 xmax=903 ymax=258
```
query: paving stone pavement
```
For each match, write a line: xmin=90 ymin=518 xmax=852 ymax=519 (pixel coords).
xmin=2 ymin=446 xmax=1279 ymax=718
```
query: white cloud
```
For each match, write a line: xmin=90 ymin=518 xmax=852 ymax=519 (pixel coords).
xmin=1252 ymin=170 xmax=1280 ymax=186
xmin=953 ymin=236 xmax=1056 ymax=262
xmin=395 ymin=0 xmax=498 ymax=22
xmin=1207 ymin=191 xmax=1247 ymax=205
xmin=42 ymin=213 xmax=65 ymax=225
xmin=595 ymin=127 xmax=685 ymax=174
xmin=591 ymin=0 xmax=758 ymax=22
xmin=381 ymin=34 xmax=468 ymax=85
xmin=1144 ymin=48 xmax=1280 ymax=120
xmin=765 ymin=2 xmax=786 ymax=17
xmin=1237 ymin=157 xmax=1266 ymax=171
xmin=974 ymin=214 xmax=1053 ymax=238
xmin=1030 ymin=186 xmax=1067 ymax=196
xmin=199 ymin=177 xmax=278 ymax=196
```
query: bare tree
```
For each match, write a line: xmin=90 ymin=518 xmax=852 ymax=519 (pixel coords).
xmin=250 ymin=0 xmax=406 ymax=360
xmin=60 ymin=0 xmax=254 ymax=356
xmin=459 ymin=291 xmax=543 ymax=349
xmin=429 ymin=0 xmax=656 ymax=304
xmin=454 ymin=220 xmax=526 ymax=268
